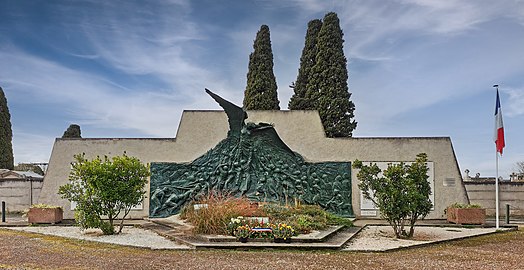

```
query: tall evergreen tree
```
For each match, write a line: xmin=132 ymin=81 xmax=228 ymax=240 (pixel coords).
xmin=305 ymin=12 xmax=357 ymax=137
xmin=289 ymin=19 xmax=322 ymax=110
xmin=0 ymin=87 xmax=14 ymax=170
xmin=62 ymin=124 xmax=82 ymax=138
xmin=243 ymin=25 xmax=280 ymax=110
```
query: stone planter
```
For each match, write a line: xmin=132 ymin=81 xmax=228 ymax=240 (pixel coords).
xmin=447 ymin=207 xmax=486 ymax=225
xmin=28 ymin=207 xmax=63 ymax=224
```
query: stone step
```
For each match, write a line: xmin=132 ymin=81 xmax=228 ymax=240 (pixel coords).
xmin=140 ymin=221 xmax=361 ymax=250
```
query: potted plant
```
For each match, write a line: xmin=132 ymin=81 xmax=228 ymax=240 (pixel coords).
xmin=234 ymin=225 xmax=251 ymax=243
xmin=28 ymin=204 xmax=63 ymax=224
xmin=446 ymin=203 xmax=486 ymax=225
xmin=272 ymin=223 xmax=294 ymax=243
xmin=227 ymin=216 xmax=247 ymax=236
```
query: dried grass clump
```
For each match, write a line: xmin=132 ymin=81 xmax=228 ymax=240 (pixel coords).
xmin=180 ymin=192 xmax=262 ymax=235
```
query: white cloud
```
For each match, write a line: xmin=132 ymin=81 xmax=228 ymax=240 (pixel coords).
xmin=504 ymin=87 xmax=524 ymax=117
xmin=12 ymin=132 xmax=53 ymax=164
xmin=0 ymin=49 xmax=184 ymax=136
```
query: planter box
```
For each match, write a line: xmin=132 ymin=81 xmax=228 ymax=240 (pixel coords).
xmin=28 ymin=207 xmax=63 ymax=224
xmin=447 ymin=207 xmax=486 ymax=225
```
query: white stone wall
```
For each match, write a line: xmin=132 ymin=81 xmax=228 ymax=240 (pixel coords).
xmin=465 ymin=181 xmax=524 ymax=216
xmin=0 ymin=179 xmax=43 ymax=212
xmin=38 ymin=110 xmax=469 ymax=219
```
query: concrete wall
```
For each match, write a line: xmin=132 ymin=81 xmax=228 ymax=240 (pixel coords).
xmin=0 ymin=179 xmax=43 ymax=212
xmin=38 ymin=110 xmax=469 ymax=219
xmin=465 ymin=181 xmax=524 ymax=216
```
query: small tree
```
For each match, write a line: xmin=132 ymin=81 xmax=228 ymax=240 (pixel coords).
xmin=62 ymin=124 xmax=82 ymax=138
xmin=353 ymin=153 xmax=432 ymax=238
xmin=58 ymin=153 xmax=149 ymax=235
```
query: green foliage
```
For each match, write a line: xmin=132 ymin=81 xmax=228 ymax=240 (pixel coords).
xmin=448 ymin=203 xmax=482 ymax=209
xmin=304 ymin=12 xmax=356 ymax=137
xmin=30 ymin=204 xmax=61 ymax=209
xmin=62 ymin=124 xmax=82 ymax=138
xmin=261 ymin=203 xmax=352 ymax=234
xmin=289 ymin=19 xmax=322 ymax=110
xmin=354 ymin=153 xmax=432 ymax=239
xmin=58 ymin=153 xmax=149 ymax=235
xmin=243 ymin=25 xmax=280 ymax=110
xmin=0 ymin=87 xmax=14 ymax=170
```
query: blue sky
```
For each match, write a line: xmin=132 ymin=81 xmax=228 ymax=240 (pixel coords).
xmin=1 ymin=0 xmax=523 ymax=178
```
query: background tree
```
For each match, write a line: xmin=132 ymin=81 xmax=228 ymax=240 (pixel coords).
xmin=59 ymin=153 xmax=149 ymax=235
xmin=354 ymin=153 xmax=432 ymax=238
xmin=305 ymin=12 xmax=356 ymax=137
xmin=0 ymin=87 xmax=14 ymax=170
xmin=289 ymin=19 xmax=322 ymax=110
xmin=516 ymin=161 xmax=524 ymax=174
xmin=243 ymin=25 xmax=280 ymax=110
xmin=14 ymin=163 xmax=45 ymax=175
xmin=62 ymin=124 xmax=82 ymax=138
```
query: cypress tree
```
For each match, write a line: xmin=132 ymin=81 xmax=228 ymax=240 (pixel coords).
xmin=243 ymin=25 xmax=280 ymax=110
xmin=62 ymin=124 xmax=82 ymax=138
xmin=289 ymin=19 xmax=322 ymax=110
xmin=306 ymin=12 xmax=357 ymax=137
xmin=0 ymin=87 xmax=14 ymax=169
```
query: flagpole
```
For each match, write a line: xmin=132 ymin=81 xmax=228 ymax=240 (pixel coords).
xmin=496 ymin=150 xmax=500 ymax=228
xmin=494 ymin=84 xmax=500 ymax=229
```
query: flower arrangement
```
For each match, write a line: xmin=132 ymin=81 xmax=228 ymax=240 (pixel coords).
xmin=227 ymin=216 xmax=248 ymax=236
xmin=272 ymin=223 xmax=294 ymax=240
xmin=234 ymin=225 xmax=251 ymax=240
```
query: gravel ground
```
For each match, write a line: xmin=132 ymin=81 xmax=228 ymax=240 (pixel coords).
xmin=4 ymin=225 xmax=508 ymax=252
xmin=1 ymin=227 xmax=523 ymax=270
xmin=343 ymin=226 xmax=508 ymax=251
xmin=5 ymin=226 xmax=190 ymax=250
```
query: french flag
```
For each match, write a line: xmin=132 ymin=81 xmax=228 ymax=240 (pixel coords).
xmin=494 ymin=89 xmax=505 ymax=155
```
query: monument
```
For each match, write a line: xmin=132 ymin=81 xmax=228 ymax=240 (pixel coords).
xmin=149 ymin=89 xmax=353 ymax=217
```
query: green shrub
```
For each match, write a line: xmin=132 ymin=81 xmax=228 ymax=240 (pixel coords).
xmin=58 ymin=153 xmax=149 ymax=235
xmin=354 ymin=153 xmax=432 ymax=239
xmin=261 ymin=203 xmax=352 ymax=234
xmin=448 ymin=203 xmax=482 ymax=209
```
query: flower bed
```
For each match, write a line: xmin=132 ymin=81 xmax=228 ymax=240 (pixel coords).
xmin=229 ymin=216 xmax=295 ymax=243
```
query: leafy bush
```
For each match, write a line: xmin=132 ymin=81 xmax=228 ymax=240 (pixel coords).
xmin=58 ymin=153 xmax=149 ymax=235
xmin=354 ymin=153 xmax=432 ymax=239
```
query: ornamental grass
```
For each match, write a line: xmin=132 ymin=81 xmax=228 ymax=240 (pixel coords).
xmin=180 ymin=191 xmax=263 ymax=235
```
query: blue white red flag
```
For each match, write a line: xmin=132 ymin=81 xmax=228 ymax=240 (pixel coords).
xmin=494 ymin=89 xmax=505 ymax=155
